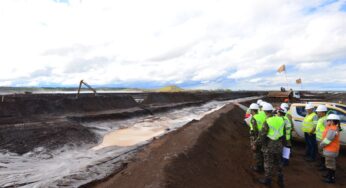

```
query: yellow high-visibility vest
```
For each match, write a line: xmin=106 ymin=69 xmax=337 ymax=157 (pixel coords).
xmin=266 ymin=116 xmax=285 ymax=140
xmin=316 ymin=116 xmax=327 ymax=140
xmin=302 ymin=112 xmax=317 ymax=133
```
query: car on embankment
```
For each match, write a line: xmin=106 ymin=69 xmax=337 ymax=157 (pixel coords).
xmin=289 ymin=102 xmax=346 ymax=146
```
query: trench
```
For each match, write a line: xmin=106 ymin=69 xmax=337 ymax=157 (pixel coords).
xmin=0 ymin=96 xmax=259 ymax=188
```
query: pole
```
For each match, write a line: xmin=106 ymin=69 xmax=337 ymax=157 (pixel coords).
xmin=284 ymin=71 xmax=289 ymax=90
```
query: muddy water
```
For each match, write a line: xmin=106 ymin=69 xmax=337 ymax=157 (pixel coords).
xmin=0 ymin=97 xmax=260 ymax=188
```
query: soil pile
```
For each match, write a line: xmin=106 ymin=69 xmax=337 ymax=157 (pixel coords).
xmin=0 ymin=92 xmax=259 ymax=155
xmin=142 ymin=91 xmax=262 ymax=105
xmin=164 ymin=105 xmax=256 ymax=188
xmin=86 ymin=104 xmax=259 ymax=188
xmin=0 ymin=120 xmax=97 ymax=155
xmin=88 ymin=103 xmax=346 ymax=188
xmin=0 ymin=94 xmax=138 ymax=119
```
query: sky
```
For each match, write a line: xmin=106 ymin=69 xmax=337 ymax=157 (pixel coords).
xmin=0 ymin=0 xmax=346 ymax=90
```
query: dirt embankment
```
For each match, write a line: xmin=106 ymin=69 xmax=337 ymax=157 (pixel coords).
xmin=86 ymin=104 xmax=258 ymax=188
xmin=0 ymin=92 xmax=260 ymax=155
xmin=0 ymin=94 xmax=139 ymax=154
xmin=88 ymin=103 xmax=346 ymax=188
xmin=0 ymin=120 xmax=97 ymax=155
xmin=142 ymin=91 xmax=262 ymax=105
xmin=0 ymin=94 xmax=138 ymax=121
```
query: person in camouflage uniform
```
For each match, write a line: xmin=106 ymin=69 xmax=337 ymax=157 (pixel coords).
xmin=249 ymin=103 xmax=266 ymax=173
xmin=255 ymin=103 xmax=285 ymax=187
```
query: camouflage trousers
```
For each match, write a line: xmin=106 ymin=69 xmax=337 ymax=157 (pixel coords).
xmin=325 ymin=156 xmax=336 ymax=170
xmin=250 ymin=135 xmax=264 ymax=168
xmin=262 ymin=139 xmax=283 ymax=179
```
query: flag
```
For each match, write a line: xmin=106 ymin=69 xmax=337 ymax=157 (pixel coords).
xmin=296 ymin=78 xmax=302 ymax=84
xmin=277 ymin=64 xmax=286 ymax=73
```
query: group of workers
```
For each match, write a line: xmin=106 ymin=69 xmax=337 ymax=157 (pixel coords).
xmin=246 ymin=99 xmax=341 ymax=187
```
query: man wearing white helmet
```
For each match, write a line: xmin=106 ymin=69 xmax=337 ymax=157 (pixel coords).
xmin=255 ymin=103 xmax=285 ymax=187
xmin=315 ymin=105 xmax=328 ymax=170
xmin=319 ymin=114 xmax=342 ymax=184
xmin=248 ymin=103 xmax=266 ymax=173
xmin=302 ymin=103 xmax=318 ymax=162
xmin=257 ymin=99 xmax=263 ymax=105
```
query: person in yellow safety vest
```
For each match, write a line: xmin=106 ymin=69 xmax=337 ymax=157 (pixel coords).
xmin=258 ymin=100 xmax=266 ymax=116
xmin=280 ymin=103 xmax=294 ymax=143
xmin=276 ymin=107 xmax=292 ymax=166
xmin=281 ymin=103 xmax=294 ymax=130
xmin=255 ymin=103 xmax=285 ymax=187
xmin=249 ymin=103 xmax=266 ymax=173
xmin=302 ymin=103 xmax=318 ymax=161
xmin=319 ymin=114 xmax=342 ymax=184
xmin=314 ymin=104 xmax=328 ymax=171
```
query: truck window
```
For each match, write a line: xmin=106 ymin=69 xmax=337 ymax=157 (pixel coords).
xmin=327 ymin=109 xmax=346 ymax=123
xmin=336 ymin=105 xmax=346 ymax=111
xmin=296 ymin=106 xmax=307 ymax=117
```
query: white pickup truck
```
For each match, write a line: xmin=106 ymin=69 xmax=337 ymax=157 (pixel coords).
xmin=289 ymin=102 xmax=346 ymax=145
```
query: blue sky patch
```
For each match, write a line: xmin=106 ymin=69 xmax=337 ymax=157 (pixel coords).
xmin=53 ymin=0 xmax=69 ymax=4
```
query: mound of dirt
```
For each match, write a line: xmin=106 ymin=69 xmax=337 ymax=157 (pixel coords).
xmin=0 ymin=94 xmax=138 ymax=118
xmin=164 ymin=105 xmax=256 ymax=188
xmin=142 ymin=92 xmax=262 ymax=105
xmin=0 ymin=120 xmax=97 ymax=154
xmin=88 ymin=103 xmax=346 ymax=188
xmin=85 ymin=104 xmax=258 ymax=188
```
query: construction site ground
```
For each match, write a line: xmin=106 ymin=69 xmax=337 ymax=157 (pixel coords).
xmin=0 ymin=91 xmax=345 ymax=188
xmin=85 ymin=100 xmax=346 ymax=188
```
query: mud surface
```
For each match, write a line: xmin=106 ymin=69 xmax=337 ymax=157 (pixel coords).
xmin=89 ymin=103 xmax=346 ymax=188
xmin=0 ymin=120 xmax=97 ymax=155
xmin=0 ymin=92 xmax=260 ymax=154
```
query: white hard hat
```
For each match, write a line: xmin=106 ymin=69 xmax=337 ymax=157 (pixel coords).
xmin=280 ymin=103 xmax=289 ymax=110
xmin=305 ymin=103 xmax=314 ymax=110
xmin=249 ymin=103 xmax=259 ymax=110
xmin=259 ymin=101 xmax=266 ymax=107
xmin=278 ymin=107 xmax=287 ymax=113
xmin=327 ymin=114 xmax=340 ymax=121
xmin=262 ymin=103 xmax=274 ymax=111
xmin=257 ymin=99 xmax=263 ymax=105
xmin=316 ymin=105 xmax=328 ymax=112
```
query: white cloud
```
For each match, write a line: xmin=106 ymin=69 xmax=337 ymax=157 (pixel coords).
xmin=0 ymin=0 xmax=345 ymax=90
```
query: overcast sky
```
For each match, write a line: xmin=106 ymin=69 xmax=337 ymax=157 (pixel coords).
xmin=0 ymin=0 xmax=346 ymax=90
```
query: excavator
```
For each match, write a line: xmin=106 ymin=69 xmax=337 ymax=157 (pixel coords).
xmin=76 ymin=80 xmax=97 ymax=99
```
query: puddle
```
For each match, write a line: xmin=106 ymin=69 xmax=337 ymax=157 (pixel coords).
xmin=93 ymin=127 xmax=166 ymax=148
xmin=0 ymin=96 xmax=260 ymax=188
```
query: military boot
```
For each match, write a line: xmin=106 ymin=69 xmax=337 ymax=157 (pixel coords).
xmin=318 ymin=157 xmax=326 ymax=171
xmin=278 ymin=174 xmax=285 ymax=188
xmin=322 ymin=169 xmax=330 ymax=178
xmin=258 ymin=178 xmax=272 ymax=186
xmin=323 ymin=170 xmax=336 ymax=184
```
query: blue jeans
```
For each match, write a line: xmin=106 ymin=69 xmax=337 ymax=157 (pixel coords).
xmin=304 ymin=133 xmax=317 ymax=160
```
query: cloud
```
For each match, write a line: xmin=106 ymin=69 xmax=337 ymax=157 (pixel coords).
xmin=0 ymin=0 xmax=345 ymax=90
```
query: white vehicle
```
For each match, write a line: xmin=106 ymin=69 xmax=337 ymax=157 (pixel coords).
xmin=289 ymin=102 xmax=346 ymax=145
xmin=293 ymin=91 xmax=301 ymax=99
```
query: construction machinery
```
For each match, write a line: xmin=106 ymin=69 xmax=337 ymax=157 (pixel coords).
xmin=76 ymin=80 xmax=97 ymax=99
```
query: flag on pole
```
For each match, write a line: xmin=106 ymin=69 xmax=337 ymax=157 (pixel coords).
xmin=277 ymin=64 xmax=286 ymax=73
xmin=296 ymin=78 xmax=302 ymax=84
